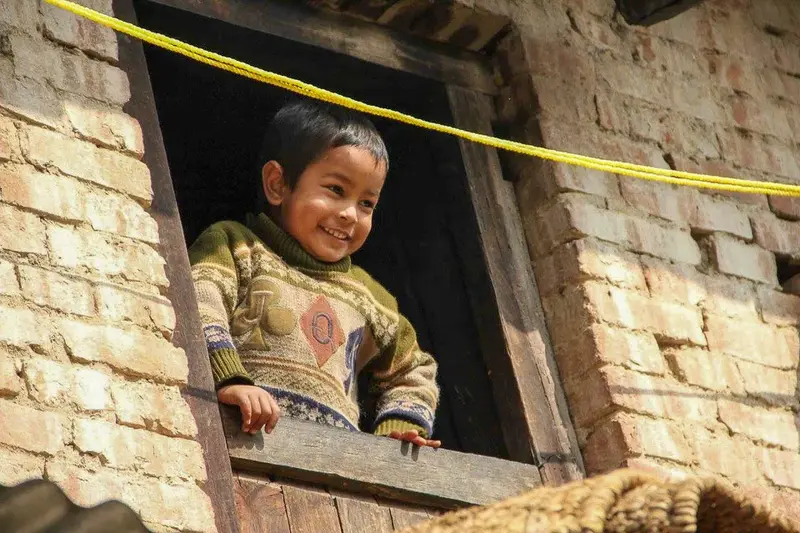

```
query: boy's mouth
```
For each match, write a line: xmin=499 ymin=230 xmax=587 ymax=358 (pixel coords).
xmin=320 ymin=226 xmax=352 ymax=241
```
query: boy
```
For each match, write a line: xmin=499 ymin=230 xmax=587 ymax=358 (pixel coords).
xmin=189 ymin=100 xmax=441 ymax=448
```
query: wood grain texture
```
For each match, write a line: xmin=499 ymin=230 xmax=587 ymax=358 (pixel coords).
xmin=115 ymin=1 xmax=240 ymax=532
xmin=283 ymin=484 xmax=343 ymax=533
xmin=332 ymin=491 xmax=394 ymax=533
xmin=386 ymin=505 xmax=430 ymax=530
xmin=145 ymin=0 xmax=496 ymax=94
xmin=444 ymin=85 xmax=585 ymax=485
xmin=223 ymin=409 xmax=540 ymax=508
xmin=233 ymin=473 xmax=291 ymax=533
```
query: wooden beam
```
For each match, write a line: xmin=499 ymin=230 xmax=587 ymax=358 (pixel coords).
xmin=444 ymin=86 xmax=585 ymax=485
xmin=144 ymin=0 xmax=497 ymax=95
xmin=114 ymin=1 xmax=242 ymax=532
xmin=222 ymin=409 xmax=541 ymax=508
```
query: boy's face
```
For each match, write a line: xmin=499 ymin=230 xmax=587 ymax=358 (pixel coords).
xmin=264 ymin=145 xmax=386 ymax=263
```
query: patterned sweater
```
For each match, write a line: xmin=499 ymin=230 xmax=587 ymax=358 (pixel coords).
xmin=189 ymin=213 xmax=439 ymax=437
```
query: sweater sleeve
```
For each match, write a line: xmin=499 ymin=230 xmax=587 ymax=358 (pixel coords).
xmin=351 ymin=268 xmax=439 ymax=438
xmin=188 ymin=225 xmax=254 ymax=388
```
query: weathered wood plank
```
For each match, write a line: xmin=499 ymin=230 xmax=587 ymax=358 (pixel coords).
xmin=233 ymin=473 xmax=291 ymax=533
xmin=223 ymin=409 xmax=540 ymax=508
xmin=145 ymin=0 xmax=496 ymax=94
xmin=444 ymin=85 xmax=585 ymax=485
xmin=114 ymin=1 xmax=240 ymax=532
xmin=332 ymin=491 xmax=394 ymax=533
xmin=283 ymin=484 xmax=343 ymax=533
xmin=385 ymin=504 xmax=430 ymax=531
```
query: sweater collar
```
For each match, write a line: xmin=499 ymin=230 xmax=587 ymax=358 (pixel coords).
xmin=246 ymin=213 xmax=352 ymax=273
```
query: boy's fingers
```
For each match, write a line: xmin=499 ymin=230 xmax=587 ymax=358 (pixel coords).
xmin=248 ymin=393 xmax=263 ymax=434
xmin=239 ymin=396 xmax=253 ymax=432
xmin=265 ymin=395 xmax=280 ymax=434
xmin=254 ymin=394 xmax=272 ymax=433
xmin=427 ymin=439 xmax=442 ymax=449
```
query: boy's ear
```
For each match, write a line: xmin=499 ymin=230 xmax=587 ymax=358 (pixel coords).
xmin=262 ymin=161 xmax=288 ymax=206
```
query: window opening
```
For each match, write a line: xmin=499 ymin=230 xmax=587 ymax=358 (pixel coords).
xmin=135 ymin=0 xmax=509 ymax=458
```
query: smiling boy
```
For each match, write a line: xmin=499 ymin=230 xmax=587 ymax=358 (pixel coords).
xmin=189 ymin=101 xmax=440 ymax=448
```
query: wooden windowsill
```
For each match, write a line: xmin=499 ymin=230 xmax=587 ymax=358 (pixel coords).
xmin=221 ymin=407 xmax=542 ymax=509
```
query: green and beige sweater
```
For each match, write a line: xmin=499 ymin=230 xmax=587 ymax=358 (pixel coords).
xmin=189 ymin=213 xmax=439 ymax=437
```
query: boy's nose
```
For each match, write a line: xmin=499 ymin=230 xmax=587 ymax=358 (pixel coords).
xmin=339 ymin=205 xmax=357 ymax=223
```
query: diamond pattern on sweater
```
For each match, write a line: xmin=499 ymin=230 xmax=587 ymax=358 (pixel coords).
xmin=301 ymin=295 xmax=345 ymax=367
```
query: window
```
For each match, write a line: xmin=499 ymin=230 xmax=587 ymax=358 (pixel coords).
xmin=116 ymin=0 xmax=582 ymax=529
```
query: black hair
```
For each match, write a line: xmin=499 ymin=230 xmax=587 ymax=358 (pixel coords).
xmin=256 ymin=99 xmax=389 ymax=211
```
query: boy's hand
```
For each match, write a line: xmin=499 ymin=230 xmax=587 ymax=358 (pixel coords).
xmin=217 ymin=384 xmax=280 ymax=435
xmin=388 ymin=429 xmax=441 ymax=449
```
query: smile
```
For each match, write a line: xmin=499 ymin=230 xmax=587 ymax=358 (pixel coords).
xmin=321 ymin=226 xmax=351 ymax=241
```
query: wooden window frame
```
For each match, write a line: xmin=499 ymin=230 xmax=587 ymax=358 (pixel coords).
xmin=114 ymin=1 xmax=584 ymax=531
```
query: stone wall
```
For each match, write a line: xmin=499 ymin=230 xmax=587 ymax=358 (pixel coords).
xmin=491 ymin=0 xmax=800 ymax=518
xmin=0 ymin=1 xmax=214 ymax=531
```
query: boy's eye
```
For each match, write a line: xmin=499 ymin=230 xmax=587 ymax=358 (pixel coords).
xmin=325 ymin=185 xmax=345 ymax=196
xmin=359 ymin=200 xmax=376 ymax=210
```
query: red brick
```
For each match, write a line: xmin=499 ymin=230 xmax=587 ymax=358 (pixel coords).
xmin=64 ymin=98 xmax=144 ymax=157
xmin=42 ymin=0 xmax=118 ymax=62
xmin=570 ymin=201 xmax=701 ymax=265
xmin=585 ymin=282 xmax=706 ymax=345
xmin=772 ymin=35 xmax=800 ymax=76
xmin=0 ymin=203 xmax=47 ymax=255
xmin=0 ymin=400 xmax=64 ymax=455
xmin=535 ymin=237 xmax=646 ymax=296
xmin=0 ymin=348 xmax=23 ymax=397
xmin=84 ymin=190 xmax=160 ymax=244
xmin=642 ymin=257 xmax=705 ymax=307
xmin=554 ymin=323 xmax=665 ymax=382
xmin=0 ymin=306 xmax=51 ymax=349
xmin=708 ymin=234 xmax=778 ymax=285
xmin=717 ymin=129 xmax=800 ymax=179
xmin=621 ymin=457 xmax=692 ymax=482
xmin=0 ymin=60 xmax=64 ymax=131
xmin=73 ymin=418 xmax=206 ymax=481
xmin=664 ymin=348 xmax=744 ymax=394
xmin=645 ymin=4 xmax=715 ymax=49
xmin=568 ymin=365 xmax=718 ymax=428
xmin=749 ymin=0 xmax=800 ymax=38
xmin=620 ymin=178 xmax=695 ymax=225
xmin=0 ymin=1 xmax=39 ymax=30
xmin=0 ymin=447 xmax=45 ymax=486
xmin=59 ymin=319 xmax=188 ymax=384
xmin=701 ymin=275 xmax=759 ymax=320
xmin=691 ymin=429 xmax=762 ymax=483
xmin=0 ymin=258 xmax=20 ymax=297
xmin=95 ymin=283 xmax=175 ymax=337
xmin=0 ymin=165 xmax=86 ymax=222
xmin=635 ymin=36 xmax=707 ymax=80
xmin=706 ymin=53 xmax=764 ymax=97
xmin=752 ymin=212 xmax=800 ymax=258
xmin=705 ymin=315 xmax=799 ymax=369
xmin=583 ymin=412 xmax=693 ymax=475
xmin=0 ymin=117 xmax=20 ymax=163
xmin=516 ymin=162 xmax=620 ymax=206
xmin=110 ymin=380 xmax=197 ymax=438
xmin=45 ymin=463 xmax=215 ymax=532
xmin=530 ymin=74 xmax=598 ymax=124
xmin=10 ymin=34 xmax=129 ymax=106
xmin=718 ymin=398 xmax=799 ymax=450
xmin=759 ymin=286 xmax=800 ymax=326
xmin=725 ymin=94 xmax=793 ymax=139
xmin=22 ymin=126 xmax=152 ymax=203
xmin=692 ymin=194 xmax=752 ymax=238
xmin=23 ymin=358 xmax=112 ymax=412
xmin=736 ymin=359 xmax=798 ymax=408
xmin=18 ymin=266 xmax=95 ymax=316
xmin=759 ymin=447 xmax=800 ymax=490
xmin=566 ymin=9 xmax=624 ymax=52
xmin=47 ymin=224 xmax=167 ymax=286
xmin=708 ymin=10 xmax=772 ymax=61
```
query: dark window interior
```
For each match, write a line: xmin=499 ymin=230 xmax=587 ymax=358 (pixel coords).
xmin=135 ymin=0 xmax=509 ymax=458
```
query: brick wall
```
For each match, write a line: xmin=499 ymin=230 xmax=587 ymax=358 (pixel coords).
xmin=0 ymin=1 xmax=214 ymax=531
xmin=492 ymin=0 xmax=800 ymax=518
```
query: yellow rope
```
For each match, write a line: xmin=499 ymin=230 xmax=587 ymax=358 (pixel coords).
xmin=45 ymin=0 xmax=800 ymax=197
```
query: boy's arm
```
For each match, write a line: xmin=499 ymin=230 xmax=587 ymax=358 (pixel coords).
xmin=351 ymin=268 xmax=439 ymax=439
xmin=189 ymin=226 xmax=254 ymax=388
xmin=367 ymin=313 xmax=439 ymax=439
